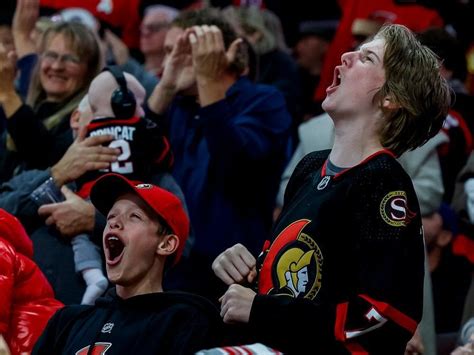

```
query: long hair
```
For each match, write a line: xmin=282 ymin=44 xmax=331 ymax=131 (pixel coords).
xmin=376 ymin=24 xmax=451 ymax=156
xmin=26 ymin=21 xmax=103 ymax=129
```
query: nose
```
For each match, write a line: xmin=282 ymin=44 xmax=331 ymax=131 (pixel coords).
xmin=108 ymin=215 xmax=123 ymax=230
xmin=50 ymin=57 xmax=65 ymax=70
xmin=341 ymin=51 xmax=356 ymax=66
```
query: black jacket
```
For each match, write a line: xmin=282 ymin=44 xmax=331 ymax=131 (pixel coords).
xmin=0 ymin=103 xmax=73 ymax=183
xmin=0 ymin=169 xmax=103 ymax=304
xmin=33 ymin=289 xmax=224 ymax=354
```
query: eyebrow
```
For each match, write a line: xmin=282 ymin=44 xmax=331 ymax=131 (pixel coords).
xmin=360 ymin=48 xmax=381 ymax=62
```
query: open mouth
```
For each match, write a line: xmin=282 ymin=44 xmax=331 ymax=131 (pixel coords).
xmin=47 ymin=74 xmax=67 ymax=81
xmin=336 ymin=70 xmax=341 ymax=86
xmin=326 ymin=67 xmax=342 ymax=94
xmin=105 ymin=234 xmax=125 ymax=265
xmin=333 ymin=67 xmax=342 ymax=86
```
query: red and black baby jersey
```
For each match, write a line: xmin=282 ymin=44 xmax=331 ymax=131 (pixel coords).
xmin=76 ymin=116 xmax=173 ymax=198
xmin=249 ymin=149 xmax=424 ymax=354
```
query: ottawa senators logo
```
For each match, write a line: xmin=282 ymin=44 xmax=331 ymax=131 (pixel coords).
xmin=259 ymin=220 xmax=323 ymax=299
xmin=379 ymin=191 xmax=416 ymax=227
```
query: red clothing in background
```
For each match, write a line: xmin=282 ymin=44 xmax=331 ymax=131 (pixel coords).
xmin=40 ymin=0 xmax=141 ymax=49
xmin=0 ymin=209 xmax=63 ymax=355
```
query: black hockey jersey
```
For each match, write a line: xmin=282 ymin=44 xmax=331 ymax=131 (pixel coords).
xmin=33 ymin=289 xmax=223 ymax=354
xmin=248 ymin=150 xmax=425 ymax=354
xmin=76 ymin=116 xmax=172 ymax=197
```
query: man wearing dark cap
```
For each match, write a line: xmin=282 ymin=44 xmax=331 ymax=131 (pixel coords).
xmin=33 ymin=173 xmax=223 ymax=354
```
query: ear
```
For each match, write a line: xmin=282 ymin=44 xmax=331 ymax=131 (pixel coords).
xmin=382 ymin=96 xmax=401 ymax=110
xmin=156 ymin=234 xmax=179 ymax=257
xmin=70 ymin=109 xmax=81 ymax=130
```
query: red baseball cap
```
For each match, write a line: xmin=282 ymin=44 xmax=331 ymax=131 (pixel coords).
xmin=90 ymin=173 xmax=190 ymax=264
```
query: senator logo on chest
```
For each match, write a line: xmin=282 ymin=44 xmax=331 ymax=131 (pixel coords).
xmin=259 ymin=220 xmax=323 ymax=300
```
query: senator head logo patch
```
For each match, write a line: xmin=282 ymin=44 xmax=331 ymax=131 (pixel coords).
xmin=379 ymin=190 xmax=416 ymax=227
xmin=258 ymin=220 xmax=323 ymax=300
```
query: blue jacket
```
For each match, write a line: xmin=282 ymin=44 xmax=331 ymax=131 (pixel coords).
xmin=165 ymin=77 xmax=292 ymax=258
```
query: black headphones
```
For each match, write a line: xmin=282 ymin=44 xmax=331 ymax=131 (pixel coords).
xmin=103 ymin=66 xmax=137 ymax=119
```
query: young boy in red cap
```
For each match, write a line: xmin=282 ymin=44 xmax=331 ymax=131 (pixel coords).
xmin=33 ymin=173 xmax=222 ymax=354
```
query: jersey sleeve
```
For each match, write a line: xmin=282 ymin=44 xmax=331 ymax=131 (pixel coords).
xmin=341 ymin=164 xmax=424 ymax=352
xmin=249 ymin=162 xmax=425 ymax=354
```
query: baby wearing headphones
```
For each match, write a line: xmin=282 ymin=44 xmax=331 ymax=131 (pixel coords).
xmin=71 ymin=67 xmax=174 ymax=304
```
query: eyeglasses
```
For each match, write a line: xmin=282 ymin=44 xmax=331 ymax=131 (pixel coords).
xmin=41 ymin=51 xmax=81 ymax=67
xmin=140 ymin=22 xmax=169 ymax=34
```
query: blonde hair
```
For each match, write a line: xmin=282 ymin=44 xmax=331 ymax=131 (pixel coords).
xmin=26 ymin=21 xmax=103 ymax=129
xmin=375 ymin=24 xmax=451 ymax=156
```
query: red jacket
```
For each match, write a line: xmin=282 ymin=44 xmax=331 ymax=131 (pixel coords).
xmin=0 ymin=209 xmax=63 ymax=355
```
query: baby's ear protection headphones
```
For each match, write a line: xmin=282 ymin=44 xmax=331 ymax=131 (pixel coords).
xmin=103 ymin=66 xmax=136 ymax=119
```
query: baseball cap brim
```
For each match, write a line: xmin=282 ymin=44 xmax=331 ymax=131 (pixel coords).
xmin=90 ymin=173 xmax=142 ymax=218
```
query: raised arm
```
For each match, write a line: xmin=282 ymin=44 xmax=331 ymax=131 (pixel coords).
xmin=147 ymin=28 xmax=194 ymax=115
xmin=0 ymin=44 xmax=22 ymax=117
xmin=12 ymin=0 xmax=39 ymax=59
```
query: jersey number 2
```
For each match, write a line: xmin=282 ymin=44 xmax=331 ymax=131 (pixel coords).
xmin=109 ymin=139 xmax=133 ymax=174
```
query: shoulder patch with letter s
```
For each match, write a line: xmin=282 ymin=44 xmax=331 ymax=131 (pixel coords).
xmin=379 ymin=190 xmax=416 ymax=227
